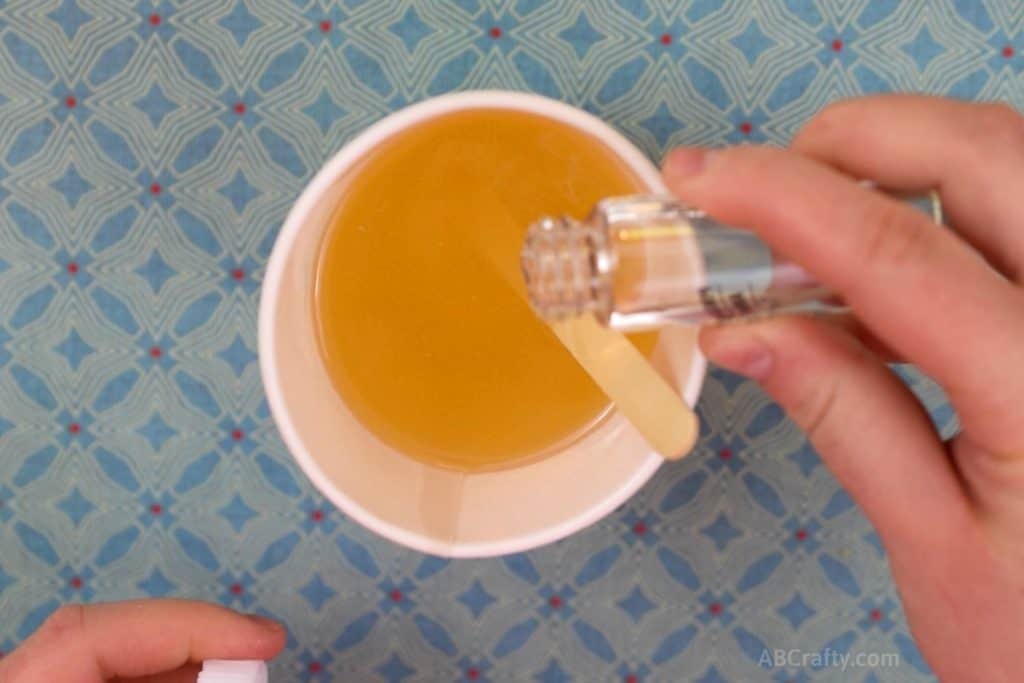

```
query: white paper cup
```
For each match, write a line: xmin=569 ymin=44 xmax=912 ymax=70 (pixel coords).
xmin=259 ymin=91 xmax=705 ymax=558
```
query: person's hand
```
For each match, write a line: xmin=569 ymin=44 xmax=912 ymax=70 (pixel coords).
xmin=0 ymin=599 xmax=286 ymax=682
xmin=662 ymin=95 xmax=1024 ymax=683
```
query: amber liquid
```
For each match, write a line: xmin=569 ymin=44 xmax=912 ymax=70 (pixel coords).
xmin=315 ymin=108 xmax=655 ymax=471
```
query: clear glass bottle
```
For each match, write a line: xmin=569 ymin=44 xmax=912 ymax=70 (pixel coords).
xmin=521 ymin=193 xmax=942 ymax=332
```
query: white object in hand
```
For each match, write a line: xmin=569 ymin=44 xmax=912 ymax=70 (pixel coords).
xmin=197 ymin=660 xmax=268 ymax=683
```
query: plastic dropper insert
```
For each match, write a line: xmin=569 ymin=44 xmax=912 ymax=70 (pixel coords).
xmin=197 ymin=660 xmax=268 ymax=683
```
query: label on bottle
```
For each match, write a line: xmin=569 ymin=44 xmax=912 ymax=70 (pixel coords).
xmin=698 ymin=285 xmax=769 ymax=320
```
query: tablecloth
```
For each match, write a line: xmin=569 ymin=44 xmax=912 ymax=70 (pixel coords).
xmin=0 ymin=0 xmax=987 ymax=680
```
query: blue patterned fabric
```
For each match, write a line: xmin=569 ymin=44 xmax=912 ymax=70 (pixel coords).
xmin=0 ymin=0 xmax=987 ymax=680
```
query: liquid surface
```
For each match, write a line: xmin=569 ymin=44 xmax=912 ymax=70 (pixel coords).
xmin=315 ymin=108 xmax=654 ymax=471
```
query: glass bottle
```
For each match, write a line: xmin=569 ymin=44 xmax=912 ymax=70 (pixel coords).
xmin=520 ymin=193 xmax=942 ymax=332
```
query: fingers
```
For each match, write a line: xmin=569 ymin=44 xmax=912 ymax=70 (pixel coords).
xmin=793 ymin=95 xmax=1024 ymax=280
xmin=113 ymin=664 xmax=201 ymax=683
xmin=6 ymin=600 xmax=285 ymax=682
xmin=699 ymin=316 xmax=972 ymax=549
xmin=664 ymin=145 xmax=1024 ymax=455
xmin=83 ymin=601 xmax=284 ymax=679
xmin=821 ymin=314 xmax=903 ymax=362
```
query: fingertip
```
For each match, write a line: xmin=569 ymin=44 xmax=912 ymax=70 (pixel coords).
xmin=243 ymin=614 xmax=288 ymax=657
xmin=698 ymin=324 xmax=775 ymax=380
xmin=663 ymin=145 xmax=796 ymax=209
xmin=662 ymin=147 xmax=708 ymax=175
xmin=661 ymin=147 xmax=712 ymax=187
xmin=245 ymin=614 xmax=285 ymax=633
xmin=791 ymin=99 xmax=855 ymax=152
xmin=265 ymin=624 xmax=288 ymax=656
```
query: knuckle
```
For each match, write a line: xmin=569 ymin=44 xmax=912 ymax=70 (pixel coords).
xmin=795 ymin=99 xmax=858 ymax=147
xmin=792 ymin=376 xmax=842 ymax=447
xmin=718 ymin=145 xmax=781 ymax=178
xmin=37 ymin=604 xmax=86 ymax=644
xmin=860 ymin=200 xmax=933 ymax=269
xmin=978 ymin=102 xmax=1020 ymax=129
xmin=971 ymin=102 xmax=1024 ymax=150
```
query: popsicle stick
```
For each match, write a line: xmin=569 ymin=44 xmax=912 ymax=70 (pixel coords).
xmin=550 ymin=315 xmax=698 ymax=460
xmin=465 ymin=187 xmax=699 ymax=460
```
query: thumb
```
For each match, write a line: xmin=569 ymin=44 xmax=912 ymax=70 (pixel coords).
xmin=699 ymin=316 xmax=971 ymax=552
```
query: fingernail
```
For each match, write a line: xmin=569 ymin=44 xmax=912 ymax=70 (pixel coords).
xmin=247 ymin=614 xmax=284 ymax=632
xmin=700 ymin=327 xmax=774 ymax=380
xmin=662 ymin=147 xmax=711 ymax=182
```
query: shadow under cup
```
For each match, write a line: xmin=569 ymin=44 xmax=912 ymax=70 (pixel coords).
xmin=259 ymin=92 xmax=706 ymax=558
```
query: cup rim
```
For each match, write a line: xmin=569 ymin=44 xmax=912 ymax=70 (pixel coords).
xmin=259 ymin=90 xmax=706 ymax=557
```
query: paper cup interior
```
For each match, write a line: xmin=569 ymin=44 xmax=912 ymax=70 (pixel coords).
xmin=260 ymin=92 xmax=705 ymax=557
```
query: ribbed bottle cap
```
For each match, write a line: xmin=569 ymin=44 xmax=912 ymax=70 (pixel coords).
xmin=521 ymin=214 xmax=611 ymax=322
xmin=197 ymin=660 xmax=268 ymax=683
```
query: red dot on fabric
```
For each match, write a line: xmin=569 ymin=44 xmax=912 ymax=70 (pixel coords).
xmin=390 ymin=589 xmax=403 ymax=602
xmin=719 ymin=448 xmax=732 ymax=460
xmin=320 ymin=20 xmax=332 ymax=33
xmin=870 ymin=608 xmax=883 ymax=621
xmin=626 ymin=676 xmax=639 ymax=683
xmin=68 ymin=423 xmax=81 ymax=435
xmin=740 ymin=122 xmax=753 ymax=135
xmin=232 ymin=268 xmax=245 ymax=281
xmin=831 ymin=39 xmax=843 ymax=52
xmin=308 ymin=661 xmax=322 ymax=673
xmin=467 ymin=668 xmax=480 ymax=681
xmin=709 ymin=602 xmax=722 ymax=615
xmin=660 ymin=33 xmax=672 ymax=45
xmin=1003 ymin=45 xmax=1014 ymax=58
xmin=489 ymin=26 xmax=502 ymax=39
xmin=233 ymin=102 xmax=246 ymax=115
xmin=65 ymin=95 xmax=77 ymax=109
xmin=150 ymin=503 xmax=163 ymax=515
xmin=795 ymin=529 xmax=808 ymax=541
xmin=66 ymin=262 xmax=79 ymax=274
xmin=149 ymin=346 xmax=162 ymax=358
xmin=70 ymin=576 xmax=83 ymax=589
xmin=633 ymin=521 xmax=647 ymax=535
xmin=548 ymin=595 xmax=562 ymax=609
xmin=149 ymin=13 xmax=161 ymax=26
xmin=311 ymin=509 xmax=324 ymax=522
xmin=231 ymin=429 xmax=244 ymax=441
xmin=150 ymin=182 xmax=161 ymax=195
xmin=231 ymin=583 xmax=243 ymax=595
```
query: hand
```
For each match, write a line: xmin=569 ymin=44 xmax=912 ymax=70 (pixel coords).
xmin=662 ymin=95 xmax=1024 ymax=683
xmin=0 ymin=599 xmax=286 ymax=683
